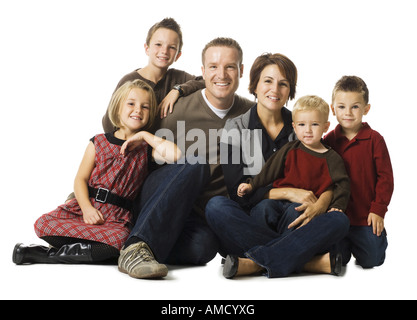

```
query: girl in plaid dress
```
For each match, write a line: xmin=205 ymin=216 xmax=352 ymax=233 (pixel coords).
xmin=13 ymin=80 xmax=181 ymax=265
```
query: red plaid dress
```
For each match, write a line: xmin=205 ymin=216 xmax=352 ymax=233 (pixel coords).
xmin=34 ymin=133 xmax=148 ymax=250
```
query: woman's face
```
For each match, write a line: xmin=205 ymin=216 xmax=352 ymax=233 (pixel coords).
xmin=255 ymin=64 xmax=290 ymax=113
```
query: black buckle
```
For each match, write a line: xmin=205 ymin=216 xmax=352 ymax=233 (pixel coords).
xmin=95 ymin=187 xmax=109 ymax=203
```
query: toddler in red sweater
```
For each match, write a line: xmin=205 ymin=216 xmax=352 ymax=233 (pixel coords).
xmin=324 ymin=75 xmax=394 ymax=268
xmin=238 ymin=95 xmax=350 ymax=227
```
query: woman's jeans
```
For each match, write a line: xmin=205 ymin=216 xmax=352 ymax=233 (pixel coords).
xmin=206 ymin=196 xmax=350 ymax=278
xmin=127 ymin=161 xmax=219 ymax=265
xmin=339 ymin=226 xmax=388 ymax=268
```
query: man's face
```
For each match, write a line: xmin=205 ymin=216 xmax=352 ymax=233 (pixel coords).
xmin=201 ymin=46 xmax=243 ymax=109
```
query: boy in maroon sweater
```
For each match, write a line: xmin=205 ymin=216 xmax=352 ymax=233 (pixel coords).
xmin=324 ymin=75 xmax=394 ymax=268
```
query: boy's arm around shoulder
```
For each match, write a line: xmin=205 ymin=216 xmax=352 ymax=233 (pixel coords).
xmin=168 ymin=69 xmax=205 ymax=97
xmin=159 ymin=71 xmax=205 ymax=118
xmin=179 ymin=76 xmax=205 ymax=96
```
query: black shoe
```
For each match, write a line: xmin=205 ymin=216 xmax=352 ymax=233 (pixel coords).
xmin=223 ymin=255 xmax=239 ymax=279
xmin=13 ymin=243 xmax=53 ymax=265
xmin=13 ymin=242 xmax=93 ymax=264
xmin=330 ymin=252 xmax=342 ymax=276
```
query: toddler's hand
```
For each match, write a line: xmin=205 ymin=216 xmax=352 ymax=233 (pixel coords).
xmin=237 ymin=183 xmax=252 ymax=197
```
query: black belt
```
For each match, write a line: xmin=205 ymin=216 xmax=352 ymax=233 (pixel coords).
xmin=88 ymin=186 xmax=133 ymax=211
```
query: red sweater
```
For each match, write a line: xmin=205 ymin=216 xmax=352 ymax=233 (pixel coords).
xmin=250 ymin=140 xmax=350 ymax=211
xmin=324 ymin=123 xmax=394 ymax=226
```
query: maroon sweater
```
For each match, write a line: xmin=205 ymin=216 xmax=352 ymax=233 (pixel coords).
xmin=250 ymin=140 xmax=350 ymax=211
xmin=324 ymin=123 xmax=394 ymax=226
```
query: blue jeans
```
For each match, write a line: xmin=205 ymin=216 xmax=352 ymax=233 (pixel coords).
xmin=339 ymin=226 xmax=388 ymax=268
xmin=128 ymin=161 xmax=218 ymax=265
xmin=250 ymin=199 xmax=302 ymax=236
xmin=205 ymin=196 xmax=350 ymax=278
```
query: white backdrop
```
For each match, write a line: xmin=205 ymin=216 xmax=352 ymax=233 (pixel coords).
xmin=1 ymin=0 xmax=416 ymax=300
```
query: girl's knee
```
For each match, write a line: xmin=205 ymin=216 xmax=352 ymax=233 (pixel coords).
xmin=33 ymin=214 xmax=49 ymax=237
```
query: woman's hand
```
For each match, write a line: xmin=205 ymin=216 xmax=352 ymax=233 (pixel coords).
xmin=288 ymin=202 xmax=322 ymax=229
xmin=286 ymin=189 xmax=333 ymax=229
xmin=268 ymin=188 xmax=318 ymax=204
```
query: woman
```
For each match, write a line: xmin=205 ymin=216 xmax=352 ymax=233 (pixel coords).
xmin=205 ymin=53 xmax=350 ymax=278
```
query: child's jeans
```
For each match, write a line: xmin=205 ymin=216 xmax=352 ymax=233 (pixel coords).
xmin=339 ymin=225 xmax=388 ymax=268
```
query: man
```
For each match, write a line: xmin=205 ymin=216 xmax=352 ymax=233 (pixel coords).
xmin=118 ymin=38 xmax=253 ymax=279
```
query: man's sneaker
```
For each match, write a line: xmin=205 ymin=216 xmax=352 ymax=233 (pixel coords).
xmin=118 ymin=241 xmax=168 ymax=279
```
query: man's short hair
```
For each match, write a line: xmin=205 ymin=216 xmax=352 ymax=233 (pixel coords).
xmin=201 ymin=37 xmax=243 ymax=66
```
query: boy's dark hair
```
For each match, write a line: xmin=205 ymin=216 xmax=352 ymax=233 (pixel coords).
xmin=146 ymin=18 xmax=183 ymax=52
xmin=201 ymin=37 xmax=243 ymax=66
xmin=332 ymin=75 xmax=369 ymax=104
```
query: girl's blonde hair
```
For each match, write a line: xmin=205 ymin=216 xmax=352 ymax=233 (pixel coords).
xmin=292 ymin=95 xmax=330 ymax=121
xmin=108 ymin=79 xmax=157 ymax=132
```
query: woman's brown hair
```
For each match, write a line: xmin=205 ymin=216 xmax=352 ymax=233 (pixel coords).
xmin=249 ymin=53 xmax=297 ymax=101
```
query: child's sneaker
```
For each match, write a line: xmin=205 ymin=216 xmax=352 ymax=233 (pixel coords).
xmin=118 ymin=241 xmax=168 ymax=279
